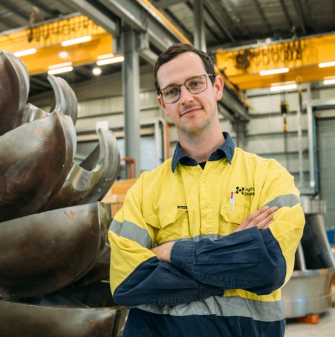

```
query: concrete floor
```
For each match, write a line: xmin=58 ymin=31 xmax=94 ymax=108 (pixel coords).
xmin=285 ymin=308 xmax=335 ymax=337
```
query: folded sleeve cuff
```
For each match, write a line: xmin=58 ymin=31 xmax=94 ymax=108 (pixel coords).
xmin=170 ymin=240 xmax=197 ymax=276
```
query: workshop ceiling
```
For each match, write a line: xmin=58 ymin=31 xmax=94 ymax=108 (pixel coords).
xmin=1 ymin=0 xmax=335 ymax=96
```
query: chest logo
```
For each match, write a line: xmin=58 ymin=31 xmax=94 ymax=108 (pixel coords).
xmin=236 ymin=186 xmax=255 ymax=196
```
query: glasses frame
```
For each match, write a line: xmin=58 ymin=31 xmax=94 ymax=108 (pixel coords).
xmin=159 ymin=73 xmax=215 ymax=104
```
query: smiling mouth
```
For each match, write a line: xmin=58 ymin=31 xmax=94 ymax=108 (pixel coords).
xmin=181 ymin=107 xmax=202 ymax=116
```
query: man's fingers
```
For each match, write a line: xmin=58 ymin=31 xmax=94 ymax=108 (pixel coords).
xmin=264 ymin=220 xmax=274 ymax=229
xmin=245 ymin=206 xmax=278 ymax=229
xmin=256 ymin=214 xmax=275 ymax=229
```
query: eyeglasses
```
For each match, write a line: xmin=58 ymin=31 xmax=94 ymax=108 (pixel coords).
xmin=159 ymin=74 xmax=215 ymax=104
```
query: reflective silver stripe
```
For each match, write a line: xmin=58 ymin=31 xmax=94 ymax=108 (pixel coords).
xmin=136 ymin=296 xmax=285 ymax=322
xmin=110 ymin=219 xmax=152 ymax=249
xmin=264 ymin=194 xmax=300 ymax=208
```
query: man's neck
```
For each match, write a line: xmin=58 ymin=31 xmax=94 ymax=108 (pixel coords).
xmin=178 ymin=124 xmax=225 ymax=163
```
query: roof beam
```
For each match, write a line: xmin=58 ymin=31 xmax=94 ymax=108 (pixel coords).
xmin=28 ymin=0 xmax=52 ymax=17
xmin=66 ymin=0 xmax=119 ymax=35
xmin=278 ymin=0 xmax=293 ymax=30
xmin=153 ymin=0 xmax=187 ymax=10
xmin=251 ymin=0 xmax=272 ymax=36
xmin=0 ymin=1 xmax=29 ymax=24
xmin=292 ymin=0 xmax=307 ymax=35
xmin=203 ymin=3 xmax=235 ymax=44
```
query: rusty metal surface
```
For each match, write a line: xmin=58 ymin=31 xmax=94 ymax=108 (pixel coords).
xmin=48 ymin=128 xmax=120 ymax=210
xmin=0 ymin=50 xmax=29 ymax=136
xmin=0 ymin=111 xmax=75 ymax=222
xmin=22 ymin=74 xmax=78 ymax=125
xmin=0 ymin=202 xmax=110 ymax=299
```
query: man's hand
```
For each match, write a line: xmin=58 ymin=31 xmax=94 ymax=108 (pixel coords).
xmin=151 ymin=241 xmax=175 ymax=263
xmin=234 ymin=206 xmax=279 ymax=232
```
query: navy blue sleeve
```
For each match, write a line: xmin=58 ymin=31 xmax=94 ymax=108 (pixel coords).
xmin=170 ymin=227 xmax=286 ymax=296
xmin=113 ymin=257 xmax=225 ymax=306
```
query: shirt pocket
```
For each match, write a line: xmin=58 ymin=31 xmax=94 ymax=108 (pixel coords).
xmin=155 ymin=207 xmax=188 ymax=245
xmin=220 ymin=202 xmax=250 ymax=234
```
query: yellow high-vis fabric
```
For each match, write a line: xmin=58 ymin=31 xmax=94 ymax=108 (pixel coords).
xmin=109 ymin=133 xmax=305 ymax=337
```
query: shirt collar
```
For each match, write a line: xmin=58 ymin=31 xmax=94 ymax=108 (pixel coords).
xmin=171 ymin=132 xmax=235 ymax=173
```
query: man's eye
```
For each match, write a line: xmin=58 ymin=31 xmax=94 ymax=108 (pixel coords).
xmin=165 ymin=88 xmax=178 ymax=96
xmin=189 ymin=81 xmax=201 ymax=88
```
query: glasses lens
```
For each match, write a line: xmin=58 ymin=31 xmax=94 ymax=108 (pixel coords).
xmin=161 ymin=86 xmax=180 ymax=103
xmin=185 ymin=75 xmax=207 ymax=94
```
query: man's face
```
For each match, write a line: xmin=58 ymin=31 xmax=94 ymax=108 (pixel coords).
xmin=157 ymin=52 xmax=223 ymax=135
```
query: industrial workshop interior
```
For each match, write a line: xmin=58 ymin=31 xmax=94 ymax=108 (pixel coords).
xmin=0 ymin=0 xmax=335 ymax=336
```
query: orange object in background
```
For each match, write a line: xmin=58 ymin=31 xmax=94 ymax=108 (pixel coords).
xmin=121 ymin=158 xmax=136 ymax=179
xmin=102 ymin=178 xmax=138 ymax=217
xmin=297 ymin=314 xmax=320 ymax=325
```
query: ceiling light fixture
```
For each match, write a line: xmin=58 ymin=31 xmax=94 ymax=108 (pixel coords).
xmin=93 ymin=67 xmax=101 ymax=75
xmin=319 ymin=61 xmax=335 ymax=68
xmin=48 ymin=66 xmax=73 ymax=75
xmin=97 ymin=53 xmax=114 ymax=60
xmin=260 ymin=68 xmax=289 ymax=76
xmin=324 ymin=79 xmax=335 ymax=85
xmin=270 ymin=84 xmax=297 ymax=91
xmin=97 ymin=56 xmax=124 ymax=66
xmin=61 ymin=36 xmax=91 ymax=46
xmin=14 ymin=48 xmax=36 ymax=57
xmin=49 ymin=62 xmax=72 ymax=70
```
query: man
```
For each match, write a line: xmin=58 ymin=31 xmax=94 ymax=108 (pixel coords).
xmin=109 ymin=43 xmax=305 ymax=337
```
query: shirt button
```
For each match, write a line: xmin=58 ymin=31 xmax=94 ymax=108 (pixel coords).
xmin=204 ymin=202 xmax=209 ymax=208
xmin=203 ymin=178 xmax=207 ymax=183
xmin=205 ymin=229 xmax=209 ymax=235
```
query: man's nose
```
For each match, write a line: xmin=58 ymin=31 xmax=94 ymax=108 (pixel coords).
xmin=180 ymin=85 xmax=193 ymax=104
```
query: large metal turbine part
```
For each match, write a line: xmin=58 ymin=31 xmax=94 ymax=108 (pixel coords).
xmin=0 ymin=111 xmax=75 ymax=222
xmin=48 ymin=128 xmax=120 ymax=210
xmin=0 ymin=50 xmax=29 ymax=136
xmin=22 ymin=74 xmax=78 ymax=124
xmin=0 ymin=282 xmax=128 ymax=337
xmin=0 ymin=202 xmax=110 ymax=299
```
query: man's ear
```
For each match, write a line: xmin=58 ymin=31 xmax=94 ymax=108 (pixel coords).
xmin=213 ymin=75 xmax=224 ymax=101
xmin=158 ymin=95 xmax=170 ymax=116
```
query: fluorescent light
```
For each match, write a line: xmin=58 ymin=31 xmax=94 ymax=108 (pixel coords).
xmin=14 ymin=48 xmax=36 ymax=57
xmin=97 ymin=56 xmax=124 ymax=66
xmin=98 ymin=53 xmax=114 ymax=60
xmin=324 ymin=79 xmax=335 ymax=85
xmin=62 ymin=36 xmax=91 ymax=46
xmin=93 ymin=67 xmax=101 ymax=75
xmin=59 ymin=51 xmax=69 ymax=59
xmin=270 ymin=84 xmax=297 ymax=91
xmin=49 ymin=62 xmax=72 ymax=70
xmin=319 ymin=61 xmax=335 ymax=68
xmin=260 ymin=68 xmax=289 ymax=76
xmin=48 ymin=66 xmax=73 ymax=75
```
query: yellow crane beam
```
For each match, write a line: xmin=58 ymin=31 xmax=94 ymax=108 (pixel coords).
xmin=216 ymin=34 xmax=335 ymax=90
xmin=0 ymin=15 xmax=113 ymax=75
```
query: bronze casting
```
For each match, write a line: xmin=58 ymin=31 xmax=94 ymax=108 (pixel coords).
xmin=0 ymin=50 xmax=29 ymax=136
xmin=48 ymin=128 xmax=120 ymax=210
xmin=0 ymin=111 xmax=75 ymax=222
xmin=0 ymin=202 xmax=110 ymax=299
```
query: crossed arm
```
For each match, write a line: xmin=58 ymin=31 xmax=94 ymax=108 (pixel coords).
xmin=151 ymin=206 xmax=278 ymax=263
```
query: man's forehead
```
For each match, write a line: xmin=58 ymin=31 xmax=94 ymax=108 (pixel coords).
xmin=157 ymin=52 xmax=206 ymax=87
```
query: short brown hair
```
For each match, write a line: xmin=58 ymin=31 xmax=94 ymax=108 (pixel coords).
xmin=154 ymin=43 xmax=215 ymax=94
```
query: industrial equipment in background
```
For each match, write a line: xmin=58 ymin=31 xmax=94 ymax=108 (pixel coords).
xmin=0 ymin=50 xmax=127 ymax=337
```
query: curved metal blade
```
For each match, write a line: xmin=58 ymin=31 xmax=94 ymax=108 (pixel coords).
xmin=48 ymin=75 xmax=78 ymax=125
xmin=0 ymin=297 xmax=127 ymax=337
xmin=48 ymin=128 xmax=120 ymax=210
xmin=0 ymin=50 xmax=29 ymax=135
xmin=0 ymin=111 xmax=75 ymax=222
xmin=21 ymin=103 xmax=48 ymax=124
xmin=0 ymin=202 xmax=110 ymax=299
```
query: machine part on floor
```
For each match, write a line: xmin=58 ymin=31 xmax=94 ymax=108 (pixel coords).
xmin=282 ymin=198 xmax=335 ymax=318
xmin=21 ymin=75 xmax=78 ymax=125
xmin=47 ymin=128 xmax=120 ymax=210
xmin=0 ymin=202 xmax=110 ymax=299
xmin=281 ymin=268 xmax=335 ymax=318
xmin=0 ymin=112 xmax=75 ymax=223
xmin=0 ymin=50 xmax=29 ymax=136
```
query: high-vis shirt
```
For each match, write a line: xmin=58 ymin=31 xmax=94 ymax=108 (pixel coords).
xmin=109 ymin=132 xmax=305 ymax=337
